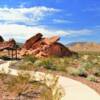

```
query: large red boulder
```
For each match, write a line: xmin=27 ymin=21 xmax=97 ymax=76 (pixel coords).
xmin=45 ymin=42 xmax=72 ymax=57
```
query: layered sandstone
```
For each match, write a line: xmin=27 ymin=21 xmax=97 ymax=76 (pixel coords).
xmin=0 ymin=39 xmax=16 ymax=50
xmin=21 ymin=33 xmax=72 ymax=57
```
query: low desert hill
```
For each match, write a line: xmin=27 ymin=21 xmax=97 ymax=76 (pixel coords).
xmin=67 ymin=42 xmax=100 ymax=52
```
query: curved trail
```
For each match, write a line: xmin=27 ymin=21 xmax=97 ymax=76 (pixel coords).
xmin=0 ymin=61 xmax=100 ymax=100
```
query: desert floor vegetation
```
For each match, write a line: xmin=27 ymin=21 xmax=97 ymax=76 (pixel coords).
xmin=4 ymin=51 xmax=100 ymax=94
xmin=10 ymin=52 xmax=100 ymax=82
xmin=0 ymin=72 xmax=64 ymax=100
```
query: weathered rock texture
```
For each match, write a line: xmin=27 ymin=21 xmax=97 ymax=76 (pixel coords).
xmin=21 ymin=33 xmax=73 ymax=57
xmin=23 ymin=33 xmax=43 ymax=50
xmin=0 ymin=39 xmax=16 ymax=50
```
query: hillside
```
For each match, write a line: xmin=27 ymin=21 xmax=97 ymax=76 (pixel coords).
xmin=67 ymin=42 xmax=100 ymax=52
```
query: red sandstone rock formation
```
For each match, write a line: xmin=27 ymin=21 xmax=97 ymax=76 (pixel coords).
xmin=0 ymin=39 xmax=16 ymax=50
xmin=23 ymin=33 xmax=42 ymax=50
xmin=22 ymin=33 xmax=72 ymax=57
xmin=44 ymin=42 xmax=72 ymax=57
xmin=42 ymin=36 xmax=60 ymax=45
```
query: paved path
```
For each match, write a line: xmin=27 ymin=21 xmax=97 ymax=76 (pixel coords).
xmin=59 ymin=76 xmax=100 ymax=100
xmin=0 ymin=61 xmax=100 ymax=100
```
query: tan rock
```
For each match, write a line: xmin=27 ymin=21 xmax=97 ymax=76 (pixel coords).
xmin=36 ymin=51 xmax=48 ymax=58
xmin=20 ymin=49 xmax=27 ymax=56
xmin=43 ymin=36 xmax=60 ymax=45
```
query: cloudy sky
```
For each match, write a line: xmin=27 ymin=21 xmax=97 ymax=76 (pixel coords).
xmin=0 ymin=0 xmax=100 ymax=43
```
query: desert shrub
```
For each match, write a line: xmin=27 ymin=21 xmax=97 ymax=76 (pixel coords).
xmin=34 ymin=57 xmax=69 ymax=72
xmin=54 ymin=64 xmax=67 ymax=72
xmin=67 ymin=67 xmax=77 ymax=75
xmin=80 ymin=60 xmax=100 ymax=76
xmin=76 ymin=67 xmax=87 ymax=77
xmin=0 ymin=73 xmax=8 ymax=81
xmin=94 ymin=68 xmax=100 ymax=77
xmin=0 ymin=72 xmax=63 ymax=100
xmin=17 ymin=61 xmax=35 ymax=70
xmin=23 ymin=55 xmax=37 ymax=63
xmin=39 ymin=59 xmax=56 ymax=70
xmin=6 ymin=72 xmax=31 ymax=93
xmin=82 ymin=62 xmax=93 ymax=70
xmin=17 ymin=72 xmax=31 ymax=82
xmin=62 ymin=57 xmax=75 ymax=64
xmin=41 ymin=74 xmax=64 ymax=100
xmin=69 ymin=67 xmax=87 ymax=77
xmin=51 ymin=77 xmax=64 ymax=100
xmin=86 ymin=75 xmax=98 ymax=82
xmin=33 ymin=60 xmax=43 ymax=66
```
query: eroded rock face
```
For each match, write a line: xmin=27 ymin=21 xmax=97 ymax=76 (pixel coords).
xmin=23 ymin=33 xmax=43 ymax=50
xmin=45 ymin=42 xmax=72 ymax=57
xmin=0 ymin=38 xmax=16 ymax=50
xmin=22 ymin=33 xmax=73 ymax=57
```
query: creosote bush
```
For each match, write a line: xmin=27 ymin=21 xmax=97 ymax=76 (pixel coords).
xmin=86 ymin=75 xmax=98 ymax=82
xmin=69 ymin=67 xmax=87 ymax=77
xmin=94 ymin=68 xmax=100 ymax=77
xmin=34 ymin=57 xmax=76 ymax=72
xmin=23 ymin=55 xmax=37 ymax=63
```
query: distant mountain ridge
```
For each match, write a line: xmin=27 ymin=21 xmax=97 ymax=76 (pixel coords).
xmin=66 ymin=42 xmax=89 ymax=46
xmin=67 ymin=42 xmax=100 ymax=52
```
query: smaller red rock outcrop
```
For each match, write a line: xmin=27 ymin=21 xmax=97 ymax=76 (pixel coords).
xmin=0 ymin=39 xmax=16 ymax=50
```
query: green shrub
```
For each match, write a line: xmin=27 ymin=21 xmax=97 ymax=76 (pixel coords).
xmin=18 ymin=61 xmax=35 ymax=70
xmin=34 ymin=57 xmax=69 ymax=72
xmin=6 ymin=73 xmax=31 ymax=92
xmin=77 ymin=68 xmax=87 ymax=77
xmin=69 ymin=67 xmax=87 ymax=77
xmin=81 ymin=62 xmax=93 ymax=70
xmin=67 ymin=67 xmax=77 ymax=75
xmin=34 ymin=60 xmax=44 ymax=67
xmin=23 ymin=55 xmax=37 ymax=63
xmin=86 ymin=75 xmax=98 ymax=82
xmin=54 ymin=64 xmax=67 ymax=72
xmin=40 ymin=59 xmax=56 ymax=70
xmin=94 ymin=68 xmax=100 ymax=77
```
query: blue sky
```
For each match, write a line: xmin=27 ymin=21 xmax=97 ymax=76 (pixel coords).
xmin=0 ymin=0 xmax=100 ymax=44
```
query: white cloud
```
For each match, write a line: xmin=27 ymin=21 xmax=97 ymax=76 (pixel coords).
xmin=0 ymin=6 xmax=95 ymax=43
xmin=68 ymin=29 xmax=93 ymax=35
xmin=53 ymin=19 xmax=73 ymax=23
xmin=0 ymin=23 xmax=94 ymax=43
xmin=0 ymin=23 xmax=70 ymax=42
xmin=0 ymin=6 xmax=60 ymax=25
